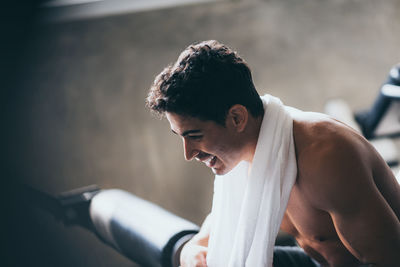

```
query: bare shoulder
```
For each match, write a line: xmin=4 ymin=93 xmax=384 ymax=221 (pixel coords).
xmin=292 ymin=111 xmax=376 ymax=211
xmin=292 ymin=111 xmax=371 ymax=164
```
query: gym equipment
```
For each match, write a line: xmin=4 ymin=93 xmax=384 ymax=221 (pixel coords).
xmin=325 ymin=63 xmax=400 ymax=171
xmin=20 ymin=184 xmax=199 ymax=267
xmin=355 ymin=63 xmax=400 ymax=139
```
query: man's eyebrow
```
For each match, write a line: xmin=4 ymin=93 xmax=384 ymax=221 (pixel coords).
xmin=171 ymin=129 xmax=202 ymax=137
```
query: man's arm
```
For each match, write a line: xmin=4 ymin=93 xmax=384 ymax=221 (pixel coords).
xmin=304 ymin=138 xmax=400 ymax=266
xmin=179 ymin=214 xmax=212 ymax=267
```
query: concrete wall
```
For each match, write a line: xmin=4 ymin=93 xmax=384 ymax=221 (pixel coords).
xmin=5 ymin=0 xmax=400 ymax=266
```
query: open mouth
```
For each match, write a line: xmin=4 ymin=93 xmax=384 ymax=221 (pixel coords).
xmin=196 ymin=153 xmax=217 ymax=168
xmin=203 ymin=155 xmax=217 ymax=168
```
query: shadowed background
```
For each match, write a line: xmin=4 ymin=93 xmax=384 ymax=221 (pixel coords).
xmin=3 ymin=0 xmax=400 ymax=266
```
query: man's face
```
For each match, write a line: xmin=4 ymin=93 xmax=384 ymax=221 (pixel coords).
xmin=166 ymin=112 xmax=245 ymax=175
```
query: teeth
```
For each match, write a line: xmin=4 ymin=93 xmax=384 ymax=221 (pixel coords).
xmin=204 ymin=156 xmax=215 ymax=166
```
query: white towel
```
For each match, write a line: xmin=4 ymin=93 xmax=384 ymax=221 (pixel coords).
xmin=206 ymin=94 xmax=298 ymax=267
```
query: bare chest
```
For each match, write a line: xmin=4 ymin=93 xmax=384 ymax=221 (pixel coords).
xmin=281 ymin=184 xmax=361 ymax=266
xmin=281 ymin=184 xmax=337 ymax=242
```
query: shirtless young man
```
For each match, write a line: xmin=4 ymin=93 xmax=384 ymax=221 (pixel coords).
xmin=146 ymin=40 xmax=400 ymax=267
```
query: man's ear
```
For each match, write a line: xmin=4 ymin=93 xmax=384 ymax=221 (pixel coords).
xmin=226 ymin=104 xmax=248 ymax=133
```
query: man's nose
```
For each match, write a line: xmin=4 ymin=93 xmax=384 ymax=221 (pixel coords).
xmin=183 ymin=138 xmax=197 ymax=161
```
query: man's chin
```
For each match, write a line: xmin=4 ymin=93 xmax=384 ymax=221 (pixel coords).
xmin=211 ymin=166 xmax=231 ymax=176
xmin=211 ymin=168 xmax=222 ymax=175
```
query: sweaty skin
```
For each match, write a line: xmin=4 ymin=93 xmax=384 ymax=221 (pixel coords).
xmin=174 ymin=110 xmax=400 ymax=267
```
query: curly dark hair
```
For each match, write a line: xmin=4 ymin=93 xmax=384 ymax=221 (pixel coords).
xmin=146 ymin=40 xmax=264 ymax=125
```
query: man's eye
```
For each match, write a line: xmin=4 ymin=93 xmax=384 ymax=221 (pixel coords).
xmin=188 ymin=135 xmax=203 ymax=140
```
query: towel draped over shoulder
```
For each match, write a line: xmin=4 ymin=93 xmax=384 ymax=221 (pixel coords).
xmin=207 ymin=94 xmax=298 ymax=267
